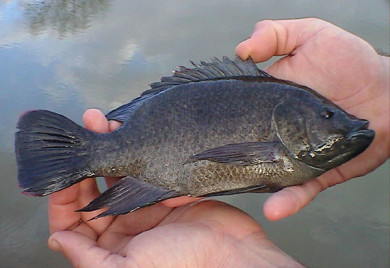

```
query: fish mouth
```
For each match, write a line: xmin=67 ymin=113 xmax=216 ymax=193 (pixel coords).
xmin=309 ymin=120 xmax=375 ymax=170
xmin=346 ymin=120 xmax=375 ymax=141
xmin=340 ymin=119 xmax=375 ymax=163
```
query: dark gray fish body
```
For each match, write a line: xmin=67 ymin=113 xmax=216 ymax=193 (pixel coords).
xmin=101 ymin=80 xmax=323 ymax=194
xmin=15 ymin=57 xmax=375 ymax=218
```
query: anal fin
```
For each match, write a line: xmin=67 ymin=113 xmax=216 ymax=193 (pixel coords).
xmin=79 ymin=176 xmax=179 ymax=220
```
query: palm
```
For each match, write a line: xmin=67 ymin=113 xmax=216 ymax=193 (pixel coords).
xmin=236 ymin=18 xmax=389 ymax=220
xmin=49 ymin=184 xmax=296 ymax=267
xmin=87 ymin=201 xmax=267 ymax=267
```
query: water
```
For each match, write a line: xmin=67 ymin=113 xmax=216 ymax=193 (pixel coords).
xmin=0 ymin=0 xmax=388 ymax=267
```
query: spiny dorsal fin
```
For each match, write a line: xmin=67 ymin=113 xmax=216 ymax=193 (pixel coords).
xmin=145 ymin=56 xmax=273 ymax=95
xmin=106 ymin=56 xmax=273 ymax=123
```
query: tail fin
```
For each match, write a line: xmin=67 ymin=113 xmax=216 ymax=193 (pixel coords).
xmin=15 ymin=110 xmax=95 ymax=196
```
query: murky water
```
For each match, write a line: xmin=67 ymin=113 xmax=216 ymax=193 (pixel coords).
xmin=1 ymin=0 xmax=388 ymax=267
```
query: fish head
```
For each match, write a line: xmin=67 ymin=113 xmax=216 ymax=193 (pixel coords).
xmin=273 ymin=96 xmax=375 ymax=171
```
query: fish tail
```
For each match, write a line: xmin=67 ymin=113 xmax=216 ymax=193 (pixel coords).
xmin=15 ymin=110 xmax=97 ymax=196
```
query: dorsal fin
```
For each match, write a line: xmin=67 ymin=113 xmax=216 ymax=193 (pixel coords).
xmin=144 ymin=56 xmax=273 ymax=95
xmin=106 ymin=56 xmax=273 ymax=123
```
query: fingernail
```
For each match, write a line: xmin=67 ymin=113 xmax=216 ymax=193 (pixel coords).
xmin=48 ymin=237 xmax=61 ymax=252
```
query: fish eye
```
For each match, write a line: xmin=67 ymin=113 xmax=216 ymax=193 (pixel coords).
xmin=321 ymin=109 xmax=335 ymax=119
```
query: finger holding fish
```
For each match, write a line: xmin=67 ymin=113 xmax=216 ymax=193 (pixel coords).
xmin=236 ymin=18 xmax=389 ymax=221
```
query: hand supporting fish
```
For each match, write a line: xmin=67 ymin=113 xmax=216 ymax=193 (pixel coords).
xmin=15 ymin=56 xmax=374 ymax=219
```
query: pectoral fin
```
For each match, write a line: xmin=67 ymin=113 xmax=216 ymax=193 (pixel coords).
xmin=78 ymin=176 xmax=179 ymax=220
xmin=186 ymin=142 xmax=280 ymax=166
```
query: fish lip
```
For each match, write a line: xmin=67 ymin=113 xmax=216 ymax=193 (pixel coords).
xmin=358 ymin=120 xmax=369 ymax=130
xmin=346 ymin=129 xmax=375 ymax=141
xmin=354 ymin=120 xmax=369 ymax=131
xmin=346 ymin=120 xmax=375 ymax=141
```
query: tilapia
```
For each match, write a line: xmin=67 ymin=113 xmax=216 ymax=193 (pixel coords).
xmin=15 ymin=56 xmax=375 ymax=219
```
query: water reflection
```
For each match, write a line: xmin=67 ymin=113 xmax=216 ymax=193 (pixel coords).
xmin=22 ymin=0 xmax=111 ymax=37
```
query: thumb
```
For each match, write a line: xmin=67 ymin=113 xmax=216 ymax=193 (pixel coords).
xmin=48 ymin=231 xmax=124 ymax=267
xmin=263 ymin=179 xmax=322 ymax=221
xmin=235 ymin=18 xmax=331 ymax=62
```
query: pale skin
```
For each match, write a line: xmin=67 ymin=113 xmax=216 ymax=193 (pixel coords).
xmin=48 ymin=18 xmax=389 ymax=267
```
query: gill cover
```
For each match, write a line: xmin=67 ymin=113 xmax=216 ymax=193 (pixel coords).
xmin=273 ymin=102 xmax=312 ymax=161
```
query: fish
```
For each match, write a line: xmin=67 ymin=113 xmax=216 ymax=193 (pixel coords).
xmin=15 ymin=56 xmax=375 ymax=219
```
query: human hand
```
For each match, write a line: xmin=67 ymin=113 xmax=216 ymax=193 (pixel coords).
xmin=48 ymin=109 xmax=303 ymax=268
xmin=236 ymin=18 xmax=390 ymax=221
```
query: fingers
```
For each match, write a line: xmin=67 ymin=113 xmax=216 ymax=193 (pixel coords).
xmin=160 ymin=196 xmax=202 ymax=207
xmin=83 ymin=108 xmax=111 ymax=133
xmin=49 ymin=185 xmax=83 ymax=233
xmin=48 ymin=231 xmax=125 ymax=268
xmin=78 ymin=180 xmax=116 ymax=235
xmin=235 ymin=18 xmax=331 ymax=62
xmin=236 ymin=20 xmax=289 ymax=62
xmin=263 ymin=166 xmax=358 ymax=221
xmin=109 ymin=120 xmax=122 ymax=132
xmin=83 ymin=108 xmax=122 ymax=133
xmin=263 ymin=179 xmax=323 ymax=221
xmin=263 ymin=169 xmax=344 ymax=221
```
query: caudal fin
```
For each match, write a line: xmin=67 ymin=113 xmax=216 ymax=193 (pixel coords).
xmin=15 ymin=110 xmax=95 ymax=196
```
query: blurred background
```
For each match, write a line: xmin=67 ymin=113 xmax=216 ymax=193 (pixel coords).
xmin=0 ymin=0 xmax=388 ymax=267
